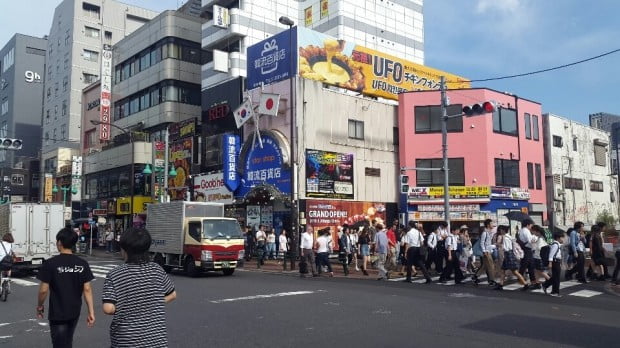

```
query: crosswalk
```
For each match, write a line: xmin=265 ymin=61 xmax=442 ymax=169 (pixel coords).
xmin=388 ymin=275 xmax=605 ymax=298
xmin=9 ymin=263 xmax=120 ymax=287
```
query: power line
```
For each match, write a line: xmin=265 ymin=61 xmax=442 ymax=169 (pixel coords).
xmin=447 ymin=48 xmax=620 ymax=84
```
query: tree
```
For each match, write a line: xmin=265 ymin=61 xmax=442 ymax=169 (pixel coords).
xmin=596 ymin=210 xmax=618 ymax=235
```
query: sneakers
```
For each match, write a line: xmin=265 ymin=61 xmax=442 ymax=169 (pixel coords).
xmin=355 ymin=267 xmax=360 ymax=272
xmin=494 ymin=284 xmax=503 ymax=291
xmin=424 ymin=278 xmax=432 ymax=284
xmin=520 ymin=284 xmax=530 ymax=291
xmin=549 ymin=293 xmax=562 ymax=298
xmin=530 ymin=283 xmax=542 ymax=290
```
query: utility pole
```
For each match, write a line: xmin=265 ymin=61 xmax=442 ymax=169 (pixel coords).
xmin=440 ymin=76 xmax=450 ymax=229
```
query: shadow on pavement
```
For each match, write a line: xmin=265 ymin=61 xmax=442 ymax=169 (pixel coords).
xmin=462 ymin=314 xmax=617 ymax=347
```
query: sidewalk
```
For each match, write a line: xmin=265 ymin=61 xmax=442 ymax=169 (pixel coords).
xmin=77 ymin=247 xmax=123 ymax=261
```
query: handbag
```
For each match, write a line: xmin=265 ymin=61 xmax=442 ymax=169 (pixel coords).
xmin=0 ymin=243 xmax=12 ymax=270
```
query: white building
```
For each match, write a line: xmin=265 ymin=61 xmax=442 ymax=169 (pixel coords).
xmin=200 ymin=0 xmax=424 ymax=89
xmin=40 ymin=0 xmax=158 ymax=187
xmin=543 ymin=113 xmax=619 ymax=228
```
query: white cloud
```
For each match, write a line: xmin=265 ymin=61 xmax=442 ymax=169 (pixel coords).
xmin=475 ymin=0 xmax=521 ymax=14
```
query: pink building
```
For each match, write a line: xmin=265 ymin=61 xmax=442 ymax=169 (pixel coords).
xmin=398 ymin=88 xmax=547 ymax=228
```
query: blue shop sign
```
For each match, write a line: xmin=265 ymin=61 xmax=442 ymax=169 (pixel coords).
xmin=482 ymin=199 xmax=529 ymax=212
xmin=237 ymin=134 xmax=291 ymax=197
xmin=246 ymin=27 xmax=298 ymax=89
xmin=222 ymin=134 xmax=240 ymax=191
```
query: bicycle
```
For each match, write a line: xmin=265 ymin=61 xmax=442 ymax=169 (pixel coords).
xmin=0 ymin=270 xmax=10 ymax=302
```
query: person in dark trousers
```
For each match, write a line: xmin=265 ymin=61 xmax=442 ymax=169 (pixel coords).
xmin=435 ymin=221 xmax=449 ymax=273
xmin=543 ymin=232 xmax=566 ymax=297
xmin=425 ymin=227 xmax=439 ymax=273
xmin=244 ymin=225 xmax=255 ymax=261
xmin=439 ymin=225 xmax=464 ymax=284
xmin=338 ymin=226 xmax=353 ymax=276
xmin=36 ymin=227 xmax=96 ymax=348
xmin=565 ymin=221 xmax=587 ymax=282
xmin=403 ymin=221 xmax=432 ymax=283
xmin=612 ymin=249 xmax=620 ymax=285
xmin=518 ymin=219 xmax=538 ymax=286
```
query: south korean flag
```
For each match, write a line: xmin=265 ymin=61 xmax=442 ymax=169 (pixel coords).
xmin=233 ymin=97 xmax=254 ymax=128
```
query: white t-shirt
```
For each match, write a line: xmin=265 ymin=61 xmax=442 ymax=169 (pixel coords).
xmin=266 ymin=233 xmax=276 ymax=244
xmin=532 ymin=235 xmax=548 ymax=259
xmin=256 ymin=230 xmax=267 ymax=242
xmin=316 ymin=235 xmax=332 ymax=253
xmin=0 ymin=241 xmax=12 ymax=259
xmin=279 ymin=235 xmax=288 ymax=252
xmin=300 ymin=232 xmax=314 ymax=249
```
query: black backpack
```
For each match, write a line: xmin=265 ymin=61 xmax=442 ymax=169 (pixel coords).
xmin=539 ymin=245 xmax=551 ymax=262
xmin=0 ymin=243 xmax=12 ymax=270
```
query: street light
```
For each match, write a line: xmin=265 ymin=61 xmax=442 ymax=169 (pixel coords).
xmin=278 ymin=15 xmax=297 ymax=270
xmin=91 ymin=120 xmax=135 ymax=227
xmin=52 ymin=184 xmax=77 ymax=206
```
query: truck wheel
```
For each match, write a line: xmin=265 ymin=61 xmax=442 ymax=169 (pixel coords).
xmin=185 ymin=257 xmax=199 ymax=277
xmin=222 ymin=268 xmax=235 ymax=276
xmin=153 ymin=254 xmax=172 ymax=273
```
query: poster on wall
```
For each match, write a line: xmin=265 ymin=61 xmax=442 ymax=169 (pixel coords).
xmin=297 ymin=27 xmax=469 ymax=100
xmin=306 ymin=149 xmax=353 ymax=199
xmin=247 ymin=205 xmax=261 ymax=228
xmin=167 ymin=138 xmax=192 ymax=201
xmin=305 ymin=200 xmax=386 ymax=249
xmin=260 ymin=205 xmax=273 ymax=229
xmin=320 ymin=0 xmax=329 ymax=18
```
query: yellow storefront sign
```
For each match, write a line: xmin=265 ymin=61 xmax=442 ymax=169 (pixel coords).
xmin=297 ymin=27 xmax=469 ymax=100
xmin=428 ymin=186 xmax=490 ymax=198
xmin=116 ymin=196 xmax=154 ymax=215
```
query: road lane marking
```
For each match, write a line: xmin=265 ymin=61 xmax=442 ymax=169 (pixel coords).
xmin=92 ymin=272 xmax=108 ymax=279
xmin=9 ymin=278 xmax=38 ymax=287
xmin=210 ymin=290 xmax=325 ymax=304
xmin=568 ymin=290 xmax=603 ymax=298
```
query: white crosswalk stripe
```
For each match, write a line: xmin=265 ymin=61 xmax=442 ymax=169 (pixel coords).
xmin=568 ymin=290 xmax=604 ymax=298
xmin=9 ymin=278 xmax=38 ymax=287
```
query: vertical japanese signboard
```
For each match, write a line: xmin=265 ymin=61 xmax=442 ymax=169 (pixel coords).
xmin=222 ymin=134 xmax=240 ymax=192
xmin=71 ymin=156 xmax=82 ymax=201
xmin=99 ymin=44 xmax=113 ymax=141
xmin=44 ymin=173 xmax=53 ymax=202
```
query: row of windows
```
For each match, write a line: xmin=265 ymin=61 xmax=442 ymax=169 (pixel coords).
xmin=43 ymin=125 xmax=67 ymax=145
xmin=114 ymin=37 xmax=205 ymax=84
xmin=524 ymin=113 xmax=540 ymax=140
xmin=45 ymin=100 xmax=67 ymax=124
xmin=85 ymin=169 xmax=149 ymax=199
xmin=562 ymin=178 xmax=605 ymax=192
xmin=113 ymin=80 xmax=200 ymax=120
xmin=552 ymin=136 xmax=607 ymax=166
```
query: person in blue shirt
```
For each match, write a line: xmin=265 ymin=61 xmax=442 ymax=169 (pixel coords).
xmin=565 ymin=222 xmax=587 ymax=283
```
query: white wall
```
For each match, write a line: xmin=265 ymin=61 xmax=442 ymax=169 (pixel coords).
xmin=545 ymin=113 xmax=619 ymax=226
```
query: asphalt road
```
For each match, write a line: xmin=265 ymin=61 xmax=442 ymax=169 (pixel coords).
xmin=1 ymin=260 xmax=618 ymax=348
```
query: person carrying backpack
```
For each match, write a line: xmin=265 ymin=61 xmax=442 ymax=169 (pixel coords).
xmin=517 ymin=219 xmax=539 ymax=287
xmin=530 ymin=225 xmax=550 ymax=289
xmin=472 ymin=219 xmax=496 ymax=286
xmin=494 ymin=225 xmax=529 ymax=291
xmin=542 ymin=232 xmax=566 ymax=297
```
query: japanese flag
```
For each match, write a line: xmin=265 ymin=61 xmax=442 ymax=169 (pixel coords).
xmin=258 ymin=93 xmax=280 ymax=116
xmin=233 ymin=98 xmax=254 ymax=128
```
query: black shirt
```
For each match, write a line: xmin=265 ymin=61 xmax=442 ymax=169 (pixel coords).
xmin=37 ymin=253 xmax=94 ymax=322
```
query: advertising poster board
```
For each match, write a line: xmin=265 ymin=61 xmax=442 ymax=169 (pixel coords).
xmin=305 ymin=149 xmax=353 ymax=199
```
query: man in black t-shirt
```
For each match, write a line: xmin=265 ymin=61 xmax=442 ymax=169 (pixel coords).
xmin=37 ymin=227 xmax=95 ymax=348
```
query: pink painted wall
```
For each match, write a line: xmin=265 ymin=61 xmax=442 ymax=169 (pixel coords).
xmin=398 ymin=89 xmax=546 ymax=207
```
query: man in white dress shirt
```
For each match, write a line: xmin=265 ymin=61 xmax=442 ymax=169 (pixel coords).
xmin=518 ymin=219 xmax=538 ymax=286
xmin=403 ymin=221 xmax=432 ymax=283
xmin=299 ymin=226 xmax=317 ymax=277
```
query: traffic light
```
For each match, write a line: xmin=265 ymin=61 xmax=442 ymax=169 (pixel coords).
xmin=400 ymin=174 xmax=409 ymax=194
xmin=0 ymin=138 xmax=22 ymax=150
xmin=462 ymin=101 xmax=497 ymax=116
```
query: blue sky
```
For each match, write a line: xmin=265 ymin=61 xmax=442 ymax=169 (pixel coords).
xmin=2 ymin=0 xmax=619 ymax=124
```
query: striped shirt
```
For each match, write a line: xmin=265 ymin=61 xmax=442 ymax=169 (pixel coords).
xmin=102 ymin=262 xmax=175 ymax=347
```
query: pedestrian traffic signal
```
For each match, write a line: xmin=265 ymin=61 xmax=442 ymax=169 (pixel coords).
xmin=462 ymin=101 xmax=497 ymax=116
xmin=400 ymin=174 xmax=409 ymax=194
xmin=0 ymin=138 xmax=22 ymax=150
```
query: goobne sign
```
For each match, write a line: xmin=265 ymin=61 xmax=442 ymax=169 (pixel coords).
xmin=193 ymin=173 xmax=233 ymax=204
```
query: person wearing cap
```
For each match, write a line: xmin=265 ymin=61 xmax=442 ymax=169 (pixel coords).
xmin=473 ymin=219 xmax=496 ymax=286
xmin=439 ymin=224 xmax=464 ymax=284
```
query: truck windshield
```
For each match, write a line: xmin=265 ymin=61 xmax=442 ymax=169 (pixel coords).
xmin=202 ymin=220 xmax=243 ymax=239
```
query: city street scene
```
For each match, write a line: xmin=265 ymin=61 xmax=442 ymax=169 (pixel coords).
xmin=0 ymin=0 xmax=619 ymax=347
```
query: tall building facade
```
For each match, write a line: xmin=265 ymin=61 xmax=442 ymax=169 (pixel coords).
xmin=81 ymin=10 xmax=203 ymax=229
xmin=543 ymin=113 xmax=618 ymax=228
xmin=200 ymin=0 xmax=424 ymax=89
xmin=41 ymin=0 xmax=158 ymax=200
xmin=0 ymin=34 xmax=47 ymax=202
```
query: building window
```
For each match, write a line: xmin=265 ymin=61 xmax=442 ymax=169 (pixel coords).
xmin=0 ymin=100 xmax=7 ymax=115
xmin=527 ymin=162 xmax=534 ymax=189
xmin=113 ymin=80 xmax=200 ymax=120
xmin=65 ymin=31 xmax=71 ymax=46
xmin=415 ymin=158 xmax=465 ymax=186
xmin=63 ymin=76 xmax=68 ymax=91
xmin=47 ymin=87 xmax=51 ymax=99
xmin=53 ymin=128 xmax=57 ymax=143
xmin=2 ymin=48 xmax=14 ymax=73
xmin=54 ymin=105 xmax=58 ymax=119
xmin=573 ymin=138 xmax=578 ymax=151
xmin=104 ymin=31 xmax=112 ymax=44
xmin=82 ymin=2 xmax=101 ymax=19
xmin=60 ymin=124 xmax=66 ymax=140
xmin=524 ymin=113 xmax=531 ymax=139
xmin=393 ymin=127 xmax=399 ymax=146
xmin=535 ymin=163 xmax=542 ymax=190
xmin=492 ymin=108 xmax=518 ymax=136
xmin=45 ymin=132 xmax=50 ymax=146
xmin=590 ymin=180 xmax=604 ymax=192
xmin=46 ymin=110 xmax=50 ymax=124
xmin=85 ymin=129 xmax=96 ymax=148
xmin=26 ymin=47 xmax=45 ymax=56
xmin=414 ymin=104 xmax=463 ymax=133
xmin=64 ymin=59 xmax=69 ymax=70
xmin=552 ymin=135 xmax=563 ymax=147
xmin=532 ymin=115 xmax=539 ymax=140
xmin=54 ymin=82 xmax=59 ymax=96
xmin=495 ymin=159 xmax=520 ymax=187
xmin=85 ymin=26 xmax=100 ymax=38
xmin=83 ymin=49 xmax=99 ymax=62
xmin=564 ymin=177 xmax=583 ymax=190
xmin=0 ymin=121 xmax=7 ymax=137
xmin=62 ymin=100 xmax=67 ymax=116
xmin=83 ymin=73 xmax=98 ymax=84
xmin=594 ymin=143 xmax=606 ymax=166
xmin=348 ymin=119 xmax=364 ymax=140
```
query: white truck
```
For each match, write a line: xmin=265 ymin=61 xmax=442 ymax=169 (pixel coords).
xmin=147 ymin=201 xmax=245 ymax=277
xmin=0 ymin=203 xmax=64 ymax=271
